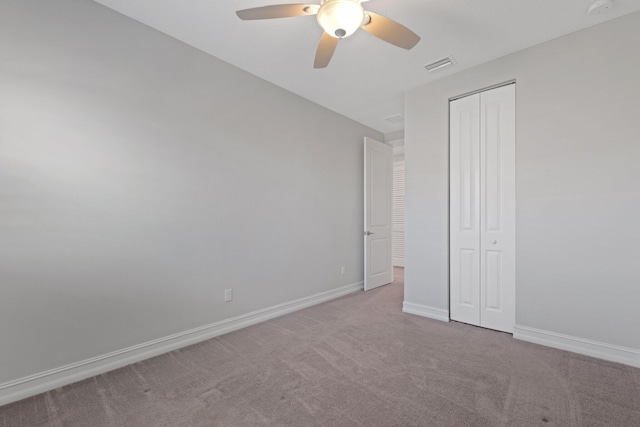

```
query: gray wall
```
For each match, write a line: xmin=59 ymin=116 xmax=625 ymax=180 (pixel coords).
xmin=0 ymin=0 xmax=381 ymax=384
xmin=404 ymin=11 xmax=640 ymax=349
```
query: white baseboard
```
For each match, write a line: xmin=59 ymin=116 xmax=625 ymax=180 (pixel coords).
xmin=0 ymin=281 xmax=363 ymax=407
xmin=402 ymin=301 xmax=450 ymax=323
xmin=513 ymin=325 xmax=640 ymax=368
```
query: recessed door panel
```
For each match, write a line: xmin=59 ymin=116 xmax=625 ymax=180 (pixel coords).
xmin=460 ymin=110 xmax=476 ymax=232
xmin=484 ymin=250 xmax=502 ymax=311
xmin=371 ymin=149 xmax=390 ymax=227
xmin=460 ymin=249 xmax=477 ymax=306
xmin=484 ymin=103 xmax=502 ymax=232
xmin=370 ymin=238 xmax=390 ymax=276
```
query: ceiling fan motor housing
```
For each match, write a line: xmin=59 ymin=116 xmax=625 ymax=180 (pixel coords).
xmin=317 ymin=0 xmax=365 ymax=38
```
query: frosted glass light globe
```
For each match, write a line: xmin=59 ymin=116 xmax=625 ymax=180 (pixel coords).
xmin=316 ymin=0 xmax=365 ymax=39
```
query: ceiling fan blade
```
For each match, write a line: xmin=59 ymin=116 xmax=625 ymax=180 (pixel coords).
xmin=236 ymin=4 xmax=319 ymax=20
xmin=314 ymin=32 xmax=339 ymax=68
xmin=361 ymin=12 xmax=420 ymax=50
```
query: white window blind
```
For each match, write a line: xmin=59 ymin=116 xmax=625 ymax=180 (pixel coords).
xmin=392 ymin=162 xmax=405 ymax=266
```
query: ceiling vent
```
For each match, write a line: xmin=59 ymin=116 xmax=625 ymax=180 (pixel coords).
xmin=424 ymin=55 xmax=457 ymax=73
xmin=384 ymin=114 xmax=404 ymax=124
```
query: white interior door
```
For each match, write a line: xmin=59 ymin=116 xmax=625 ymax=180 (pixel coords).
xmin=479 ymin=85 xmax=516 ymax=332
xmin=364 ymin=137 xmax=393 ymax=291
xmin=450 ymin=94 xmax=482 ymax=326
xmin=450 ymin=84 xmax=516 ymax=333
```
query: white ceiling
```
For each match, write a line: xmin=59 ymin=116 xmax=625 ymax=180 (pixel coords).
xmin=92 ymin=0 xmax=640 ymax=134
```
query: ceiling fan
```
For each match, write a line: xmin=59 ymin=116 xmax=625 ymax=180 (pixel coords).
xmin=236 ymin=0 xmax=420 ymax=68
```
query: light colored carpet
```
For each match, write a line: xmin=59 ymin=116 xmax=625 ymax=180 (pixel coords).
xmin=2 ymin=267 xmax=640 ymax=426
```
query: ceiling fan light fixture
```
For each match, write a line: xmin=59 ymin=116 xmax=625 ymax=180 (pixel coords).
xmin=236 ymin=0 xmax=420 ymax=68
xmin=316 ymin=0 xmax=365 ymax=39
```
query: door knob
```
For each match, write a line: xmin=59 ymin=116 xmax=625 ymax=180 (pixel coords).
xmin=364 ymin=231 xmax=375 ymax=236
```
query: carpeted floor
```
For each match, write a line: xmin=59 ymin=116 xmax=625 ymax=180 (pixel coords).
xmin=2 ymin=267 xmax=639 ymax=426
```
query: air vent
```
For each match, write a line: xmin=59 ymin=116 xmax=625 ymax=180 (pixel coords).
xmin=424 ymin=55 xmax=457 ymax=73
xmin=384 ymin=114 xmax=404 ymax=124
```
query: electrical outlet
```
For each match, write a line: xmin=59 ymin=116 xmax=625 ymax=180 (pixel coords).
xmin=224 ymin=289 xmax=233 ymax=302
xmin=341 ymin=266 xmax=346 ymax=276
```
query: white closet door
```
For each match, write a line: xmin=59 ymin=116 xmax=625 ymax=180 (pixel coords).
xmin=479 ymin=85 xmax=516 ymax=333
xmin=450 ymin=93 xmax=481 ymax=326
xmin=450 ymin=84 xmax=515 ymax=333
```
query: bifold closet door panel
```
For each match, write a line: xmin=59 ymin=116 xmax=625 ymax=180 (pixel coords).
xmin=449 ymin=93 xmax=481 ymax=326
xmin=479 ymin=85 xmax=516 ymax=333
